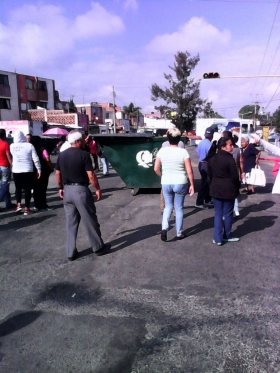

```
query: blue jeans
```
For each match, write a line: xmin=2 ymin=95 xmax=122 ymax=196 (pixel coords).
xmin=0 ymin=166 xmax=12 ymax=208
xmin=212 ymin=197 xmax=235 ymax=243
xmin=100 ymin=157 xmax=109 ymax=174
xmin=162 ymin=184 xmax=187 ymax=236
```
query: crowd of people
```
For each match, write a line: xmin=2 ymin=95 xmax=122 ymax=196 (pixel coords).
xmin=0 ymin=126 xmax=279 ymax=261
xmin=154 ymin=126 xmax=278 ymax=246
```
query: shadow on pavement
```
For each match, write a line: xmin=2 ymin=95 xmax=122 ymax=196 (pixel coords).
xmin=0 ymin=311 xmax=43 ymax=337
xmin=0 ymin=214 xmax=55 ymax=231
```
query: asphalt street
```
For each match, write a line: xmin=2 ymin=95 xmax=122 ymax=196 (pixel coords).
xmin=0 ymin=146 xmax=280 ymax=373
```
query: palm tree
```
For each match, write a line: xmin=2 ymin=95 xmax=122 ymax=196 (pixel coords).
xmin=122 ymin=102 xmax=142 ymax=126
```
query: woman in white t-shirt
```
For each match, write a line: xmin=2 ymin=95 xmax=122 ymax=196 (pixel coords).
xmin=154 ymin=128 xmax=195 ymax=241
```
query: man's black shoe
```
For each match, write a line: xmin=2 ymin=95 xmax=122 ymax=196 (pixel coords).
xmin=95 ymin=243 xmax=111 ymax=256
xmin=68 ymin=249 xmax=78 ymax=261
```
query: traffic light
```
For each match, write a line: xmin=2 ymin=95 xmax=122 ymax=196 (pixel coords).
xmin=203 ymin=72 xmax=220 ymax=79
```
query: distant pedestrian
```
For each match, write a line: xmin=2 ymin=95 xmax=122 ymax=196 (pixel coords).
xmin=240 ymin=135 xmax=261 ymax=195
xmin=154 ymin=127 xmax=195 ymax=241
xmin=55 ymin=135 xmax=67 ymax=155
xmin=0 ymin=129 xmax=13 ymax=210
xmin=207 ymin=137 xmax=240 ymax=245
xmin=10 ymin=130 xmax=41 ymax=215
xmin=222 ymin=131 xmax=243 ymax=217
xmin=31 ymin=136 xmax=54 ymax=211
xmin=160 ymin=130 xmax=185 ymax=213
xmin=85 ymin=135 xmax=99 ymax=170
xmin=55 ymin=130 xmax=111 ymax=261
xmin=195 ymin=127 xmax=214 ymax=209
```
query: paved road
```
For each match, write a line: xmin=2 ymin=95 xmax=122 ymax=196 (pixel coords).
xmin=0 ymin=147 xmax=280 ymax=373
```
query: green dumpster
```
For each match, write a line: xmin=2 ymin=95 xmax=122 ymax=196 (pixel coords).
xmin=94 ymin=134 xmax=168 ymax=195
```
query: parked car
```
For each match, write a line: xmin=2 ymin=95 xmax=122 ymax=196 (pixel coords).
xmin=268 ymin=133 xmax=279 ymax=143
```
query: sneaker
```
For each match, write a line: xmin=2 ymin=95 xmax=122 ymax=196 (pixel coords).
xmin=204 ymin=201 xmax=213 ymax=206
xmin=95 ymin=243 xmax=112 ymax=256
xmin=222 ymin=237 xmax=239 ymax=242
xmin=234 ymin=211 xmax=240 ymax=217
xmin=31 ymin=207 xmax=39 ymax=212
xmin=212 ymin=240 xmax=222 ymax=246
xmin=15 ymin=205 xmax=22 ymax=213
xmin=161 ymin=229 xmax=167 ymax=242
xmin=41 ymin=207 xmax=54 ymax=211
xmin=195 ymin=204 xmax=209 ymax=209
xmin=23 ymin=208 xmax=33 ymax=216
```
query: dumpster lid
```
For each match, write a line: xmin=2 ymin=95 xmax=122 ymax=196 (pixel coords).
xmin=93 ymin=133 xmax=154 ymax=138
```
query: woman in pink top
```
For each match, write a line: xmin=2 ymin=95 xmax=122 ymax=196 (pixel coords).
xmin=31 ymin=136 xmax=54 ymax=211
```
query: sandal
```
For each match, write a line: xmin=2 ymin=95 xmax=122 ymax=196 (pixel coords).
xmin=177 ymin=234 xmax=186 ymax=240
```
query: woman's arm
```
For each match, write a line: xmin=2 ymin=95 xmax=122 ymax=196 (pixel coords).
xmin=154 ymin=157 xmax=162 ymax=177
xmin=184 ymin=158 xmax=194 ymax=196
xmin=31 ymin=145 xmax=41 ymax=178
xmin=42 ymin=149 xmax=53 ymax=170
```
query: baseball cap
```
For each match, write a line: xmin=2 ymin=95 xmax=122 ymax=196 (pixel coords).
xmin=204 ymin=127 xmax=215 ymax=138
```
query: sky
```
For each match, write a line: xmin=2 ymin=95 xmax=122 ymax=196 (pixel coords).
xmin=1 ymin=0 xmax=280 ymax=119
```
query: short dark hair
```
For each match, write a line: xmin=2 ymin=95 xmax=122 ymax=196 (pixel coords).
xmin=167 ymin=127 xmax=181 ymax=145
xmin=0 ymin=129 xmax=6 ymax=139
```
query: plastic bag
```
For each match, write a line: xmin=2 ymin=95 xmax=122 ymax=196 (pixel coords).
xmin=249 ymin=166 xmax=266 ymax=187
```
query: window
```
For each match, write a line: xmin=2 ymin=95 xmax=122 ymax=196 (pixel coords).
xmin=106 ymin=113 xmax=110 ymax=119
xmin=39 ymin=101 xmax=48 ymax=109
xmin=38 ymin=80 xmax=47 ymax=91
xmin=0 ymin=74 xmax=9 ymax=86
xmin=25 ymin=79 xmax=35 ymax=90
xmin=27 ymin=101 xmax=36 ymax=109
xmin=0 ymin=98 xmax=11 ymax=109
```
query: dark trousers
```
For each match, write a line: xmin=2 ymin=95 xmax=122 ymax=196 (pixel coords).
xmin=63 ymin=185 xmax=104 ymax=258
xmin=33 ymin=172 xmax=50 ymax=209
xmin=196 ymin=163 xmax=211 ymax=205
xmin=13 ymin=172 xmax=34 ymax=208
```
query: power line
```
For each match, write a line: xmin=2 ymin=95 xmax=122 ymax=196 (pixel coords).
xmin=250 ymin=0 xmax=280 ymax=95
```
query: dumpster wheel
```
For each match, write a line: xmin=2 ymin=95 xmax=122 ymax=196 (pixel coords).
xmin=130 ymin=188 xmax=139 ymax=196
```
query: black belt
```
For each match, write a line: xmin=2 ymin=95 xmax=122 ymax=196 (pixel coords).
xmin=64 ymin=183 xmax=88 ymax=186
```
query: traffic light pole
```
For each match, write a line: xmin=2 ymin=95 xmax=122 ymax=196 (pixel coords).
xmin=203 ymin=75 xmax=280 ymax=79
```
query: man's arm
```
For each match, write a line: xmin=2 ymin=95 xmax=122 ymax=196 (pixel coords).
xmin=87 ymin=170 xmax=101 ymax=201
xmin=6 ymin=148 xmax=12 ymax=166
xmin=55 ymin=170 xmax=64 ymax=199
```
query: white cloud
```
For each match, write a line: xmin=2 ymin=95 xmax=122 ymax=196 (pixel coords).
xmin=0 ymin=3 xmax=125 ymax=70
xmin=75 ymin=2 xmax=125 ymax=38
xmin=146 ymin=17 xmax=231 ymax=55
xmin=123 ymin=0 xmax=138 ymax=11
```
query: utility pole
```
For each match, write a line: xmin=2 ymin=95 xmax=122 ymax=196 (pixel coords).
xmin=112 ymin=86 xmax=116 ymax=134
xmin=254 ymin=101 xmax=258 ymax=132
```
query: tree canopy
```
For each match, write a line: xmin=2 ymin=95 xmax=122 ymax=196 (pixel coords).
xmin=150 ymin=51 xmax=213 ymax=131
xmin=272 ymin=106 xmax=280 ymax=132
xmin=238 ymin=105 xmax=257 ymax=119
xmin=122 ymin=102 xmax=141 ymax=118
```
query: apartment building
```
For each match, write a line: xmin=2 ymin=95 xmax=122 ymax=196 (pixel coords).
xmin=0 ymin=69 xmax=58 ymax=121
